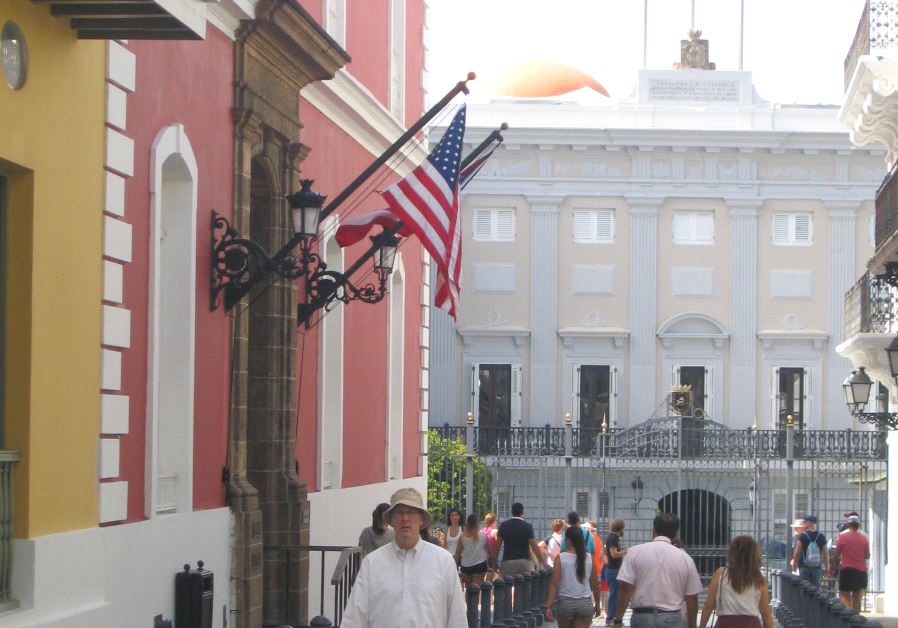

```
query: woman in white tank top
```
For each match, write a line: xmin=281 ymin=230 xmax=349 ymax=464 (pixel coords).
xmin=443 ymin=508 xmax=463 ymax=556
xmin=544 ymin=525 xmax=599 ymax=627
xmin=699 ymin=536 xmax=774 ymax=628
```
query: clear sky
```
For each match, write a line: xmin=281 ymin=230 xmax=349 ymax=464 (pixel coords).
xmin=426 ymin=0 xmax=868 ymax=105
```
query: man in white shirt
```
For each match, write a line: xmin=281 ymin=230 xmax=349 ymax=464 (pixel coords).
xmin=612 ymin=513 xmax=703 ymax=628
xmin=341 ymin=487 xmax=467 ymax=628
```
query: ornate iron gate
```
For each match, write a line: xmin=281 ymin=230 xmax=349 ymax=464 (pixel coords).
xmin=432 ymin=417 xmax=888 ymax=590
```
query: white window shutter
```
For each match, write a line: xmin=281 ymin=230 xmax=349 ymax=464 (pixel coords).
xmin=794 ymin=213 xmax=811 ymax=242
xmin=771 ymin=367 xmax=780 ymax=427
xmin=473 ymin=211 xmax=491 ymax=239
xmin=572 ymin=364 xmax=581 ymax=425
xmin=596 ymin=210 xmax=614 ymax=241
xmin=573 ymin=211 xmax=591 ymax=241
xmin=610 ymin=365 xmax=618 ymax=427
xmin=696 ymin=213 xmax=714 ymax=242
xmin=773 ymin=214 xmax=789 ymax=243
xmin=672 ymin=365 xmax=681 ymax=386
xmin=511 ymin=364 xmax=523 ymax=427
xmin=497 ymin=209 xmax=515 ymax=240
xmin=471 ymin=363 xmax=480 ymax=425
xmin=803 ymin=368 xmax=810 ymax=428
xmin=704 ymin=366 xmax=713 ymax=419
xmin=673 ymin=214 xmax=690 ymax=242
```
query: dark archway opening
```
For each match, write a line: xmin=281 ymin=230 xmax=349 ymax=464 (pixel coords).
xmin=660 ymin=489 xmax=729 ymax=580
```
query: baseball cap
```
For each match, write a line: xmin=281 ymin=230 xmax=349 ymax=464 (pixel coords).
xmin=803 ymin=515 xmax=817 ymax=524
xmin=847 ymin=515 xmax=861 ymax=525
xmin=844 ymin=511 xmax=859 ymax=518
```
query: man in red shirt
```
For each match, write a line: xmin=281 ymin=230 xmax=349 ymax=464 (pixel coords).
xmin=831 ymin=515 xmax=870 ymax=611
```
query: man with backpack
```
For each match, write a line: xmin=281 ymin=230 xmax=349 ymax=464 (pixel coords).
xmin=789 ymin=514 xmax=828 ymax=586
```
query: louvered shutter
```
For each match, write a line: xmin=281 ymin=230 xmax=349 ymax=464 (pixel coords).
xmin=773 ymin=214 xmax=790 ymax=244
xmin=511 ymin=364 xmax=523 ymax=426
xmin=473 ymin=210 xmax=491 ymax=240
xmin=695 ymin=213 xmax=714 ymax=243
xmin=471 ymin=363 xmax=480 ymax=425
xmin=704 ymin=366 xmax=713 ymax=418
xmin=771 ymin=368 xmax=780 ymax=428
xmin=673 ymin=214 xmax=690 ymax=242
xmin=573 ymin=211 xmax=592 ymax=242
xmin=497 ymin=209 xmax=515 ymax=240
xmin=572 ymin=364 xmax=581 ymax=425
xmin=596 ymin=210 xmax=614 ymax=241
xmin=610 ymin=366 xmax=618 ymax=427
xmin=794 ymin=213 xmax=811 ymax=243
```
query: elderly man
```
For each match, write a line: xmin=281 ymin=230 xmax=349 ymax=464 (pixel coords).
xmin=789 ymin=514 xmax=828 ymax=587
xmin=612 ymin=513 xmax=703 ymax=628
xmin=341 ymin=487 xmax=466 ymax=628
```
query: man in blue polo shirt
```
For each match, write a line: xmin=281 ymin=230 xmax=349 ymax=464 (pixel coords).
xmin=496 ymin=502 xmax=547 ymax=578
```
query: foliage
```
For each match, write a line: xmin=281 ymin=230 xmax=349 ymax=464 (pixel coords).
xmin=426 ymin=430 xmax=492 ymax=526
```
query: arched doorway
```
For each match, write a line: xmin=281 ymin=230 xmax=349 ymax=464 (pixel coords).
xmin=660 ymin=489 xmax=729 ymax=579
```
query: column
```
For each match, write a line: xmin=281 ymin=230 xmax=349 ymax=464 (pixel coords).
xmin=528 ymin=196 xmax=563 ymax=424
xmin=826 ymin=200 xmax=859 ymax=427
xmin=429 ymin=259 xmax=459 ymax=424
xmin=728 ymin=199 xmax=762 ymax=427
xmin=626 ymin=197 xmax=660 ymax=424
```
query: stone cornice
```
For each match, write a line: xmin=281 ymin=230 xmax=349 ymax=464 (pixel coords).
xmin=301 ymin=70 xmax=427 ymax=173
xmin=727 ymin=198 xmax=764 ymax=215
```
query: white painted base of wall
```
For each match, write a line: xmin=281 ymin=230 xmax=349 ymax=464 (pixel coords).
xmin=885 ymin=431 xmax=898 ymax=615
xmin=306 ymin=476 xmax=426 ymax=620
xmin=3 ymin=507 xmax=231 ymax=628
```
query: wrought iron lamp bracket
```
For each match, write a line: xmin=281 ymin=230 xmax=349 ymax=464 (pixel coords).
xmin=855 ymin=411 xmax=898 ymax=430
xmin=297 ymin=256 xmax=389 ymax=328
xmin=211 ymin=211 xmax=307 ymax=310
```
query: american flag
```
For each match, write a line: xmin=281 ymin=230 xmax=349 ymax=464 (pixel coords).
xmin=381 ymin=105 xmax=467 ymax=318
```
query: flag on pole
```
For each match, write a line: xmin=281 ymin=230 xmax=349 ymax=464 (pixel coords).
xmin=380 ymin=105 xmax=467 ymax=318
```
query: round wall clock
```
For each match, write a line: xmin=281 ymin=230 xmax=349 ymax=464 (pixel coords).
xmin=1 ymin=21 xmax=28 ymax=90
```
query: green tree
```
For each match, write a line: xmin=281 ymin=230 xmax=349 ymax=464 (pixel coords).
xmin=426 ymin=430 xmax=492 ymax=526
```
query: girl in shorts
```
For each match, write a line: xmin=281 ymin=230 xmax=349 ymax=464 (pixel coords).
xmin=455 ymin=514 xmax=490 ymax=588
xmin=545 ymin=525 xmax=599 ymax=628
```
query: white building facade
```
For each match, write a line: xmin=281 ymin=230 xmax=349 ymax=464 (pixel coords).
xmin=431 ymin=68 xmax=885 ymax=435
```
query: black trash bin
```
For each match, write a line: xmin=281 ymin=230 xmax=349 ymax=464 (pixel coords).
xmin=175 ymin=561 xmax=213 ymax=628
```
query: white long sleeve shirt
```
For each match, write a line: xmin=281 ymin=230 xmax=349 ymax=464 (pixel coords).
xmin=341 ymin=538 xmax=467 ymax=628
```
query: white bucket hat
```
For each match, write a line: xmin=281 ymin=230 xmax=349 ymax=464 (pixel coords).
xmin=383 ymin=487 xmax=433 ymax=528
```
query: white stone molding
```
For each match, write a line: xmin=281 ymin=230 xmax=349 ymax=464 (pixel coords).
xmin=840 ymin=56 xmax=898 ymax=167
xmin=99 ymin=481 xmax=128 ymax=524
xmin=103 ymin=260 xmax=124 ymax=303
xmin=105 ymin=172 xmax=126 ymax=217
xmin=106 ymin=41 xmax=136 ymax=92
xmin=101 ymin=349 xmax=122 ymax=391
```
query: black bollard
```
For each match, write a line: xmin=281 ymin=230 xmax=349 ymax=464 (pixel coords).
xmin=309 ymin=618 xmax=332 ymax=627
xmin=537 ymin=569 xmax=549 ymax=619
xmin=840 ymin=606 xmax=860 ymax=625
xmin=825 ymin=597 xmax=845 ymax=625
xmin=503 ymin=576 xmax=516 ymax=627
xmin=491 ymin=576 xmax=507 ymax=628
xmin=467 ymin=582 xmax=481 ymax=628
xmin=528 ymin=571 xmax=542 ymax=627
xmin=480 ymin=580 xmax=493 ymax=628
xmin=848 ymin=613 xmax=869 ymax=625
xmin=814 ymin=588 xmax=830 ymax=627
xmin=521 ymin=572 xmax=536 ymax=628
xmin=512 ymin=574 xmax=526 ymax=627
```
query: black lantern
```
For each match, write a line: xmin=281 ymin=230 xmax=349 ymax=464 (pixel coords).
xmin=842 ymin=365 xmax=898 ymax=430
xmin=287 ymin=179 xmax=325 ymax=239
xmin=631 ymin=476 xmax=644 ymax=510
xmin=886 ymin=335 xmax=898 ymax=382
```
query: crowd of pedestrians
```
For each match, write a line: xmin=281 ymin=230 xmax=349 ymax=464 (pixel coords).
xmin=342 ymin=487 xmax=870 ymax=627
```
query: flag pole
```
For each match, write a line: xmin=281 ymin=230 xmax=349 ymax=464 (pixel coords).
xmin=300 ymin=122 xmax=508 ymax=327
xmin=227 ymin=73 xmax=475 ymax=310
xmin=318 ymin=72 xmax=476 ymax=223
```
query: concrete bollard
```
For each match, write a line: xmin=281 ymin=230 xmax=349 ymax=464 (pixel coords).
xmin=491 ymin=576 xmax=507 ymax=628
xmin=479 ymin=580 xmax=493 ymax=628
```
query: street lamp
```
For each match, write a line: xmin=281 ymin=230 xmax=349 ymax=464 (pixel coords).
xmin=842 ymin=366 xmax=898 ymax=430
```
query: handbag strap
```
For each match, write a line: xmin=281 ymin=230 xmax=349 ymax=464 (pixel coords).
xmin=717 ymin=567 xmax=727 ymax=610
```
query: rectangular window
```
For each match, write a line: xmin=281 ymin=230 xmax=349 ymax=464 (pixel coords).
xmin=673 ymin=211 xmax=714 ymax=244
xmin=473 ymin=208 xmax=515 ymax=241
xmin=478 ymin=364 xmax=512 ymax=429
xmin=573 ymin=209 xmax=614 ymax=243
xmin=575 ymin=490 xmax=591 ymax=519
xmin=578 ymin=365 xmax=610 ymax=429
xmin=678 ymin=366 xmax=707 ymax=414
xmin=773 ymin=213 xmax=813 ymax=245
xmin=777 ymin=367 xmax=805 ymax=429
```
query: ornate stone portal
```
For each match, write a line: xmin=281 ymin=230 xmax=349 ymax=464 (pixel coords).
xmin=228 ymin=2 xmax=348 ymax=626
xmin=674 ymin=29 xmax=716 ymax=70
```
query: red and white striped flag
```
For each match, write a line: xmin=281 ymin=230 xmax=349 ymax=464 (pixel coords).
xmin=381 ymin=106 xmax=467 ymax=319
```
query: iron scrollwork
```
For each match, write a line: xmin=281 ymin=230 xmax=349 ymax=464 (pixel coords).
xmin=210 ymin=211 xmax=393 ymax=323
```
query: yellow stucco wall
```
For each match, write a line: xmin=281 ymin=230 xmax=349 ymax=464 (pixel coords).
xmin=0 ymin=0 xmax=105 ymax=536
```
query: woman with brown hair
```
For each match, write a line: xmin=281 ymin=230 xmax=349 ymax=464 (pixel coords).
xmin=545 ymin=525 xmax=599 ymax=628
xmin=700 ymin=535 xmax=774 ymax=628
xmin=455 ymin=513 xmax=490 ymax=588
